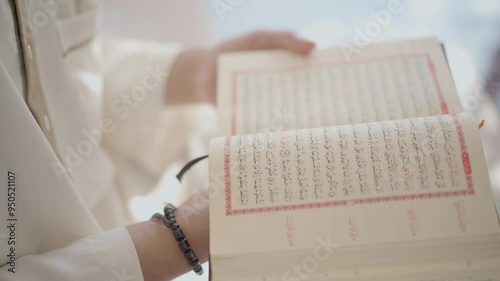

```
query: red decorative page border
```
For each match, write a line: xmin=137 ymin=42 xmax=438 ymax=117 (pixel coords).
xmin=231 ymin=72 xmax=237 ymax=136
xmin=426 ymin=54 xmax=449 ymax=114
xmin=224 ymin=137 xmax=232 ymax=214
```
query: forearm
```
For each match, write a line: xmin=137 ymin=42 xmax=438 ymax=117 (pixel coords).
xmin=127 ymin=190 xmax=209 ymax=281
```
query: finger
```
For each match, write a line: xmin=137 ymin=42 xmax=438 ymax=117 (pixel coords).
xmin=285 ymin=35 xmax=316 ymax=54
xmin=251 ymin=31 xmax=315 ymax=54
xmin=218 ymin=31 xmax=315 ymax=54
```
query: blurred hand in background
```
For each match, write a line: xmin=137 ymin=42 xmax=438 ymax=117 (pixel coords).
xmin=165 ymin=31 xmax=315 ymax=105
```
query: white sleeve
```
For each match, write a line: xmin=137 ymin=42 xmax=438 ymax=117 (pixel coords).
xmin=0 ymin=227 xmax=143 ymax=281
xmin=100 ymin=37 xmax=196 ymax=177
xmin=0 ymin=60 xmax=143 ymax=281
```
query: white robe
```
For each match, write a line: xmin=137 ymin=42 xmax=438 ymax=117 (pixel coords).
xmin=0 ymin=0 xmax=205 ymax=280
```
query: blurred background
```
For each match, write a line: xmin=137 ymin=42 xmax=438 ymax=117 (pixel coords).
xmin=102 ymin=1 xmax=500 ymax=280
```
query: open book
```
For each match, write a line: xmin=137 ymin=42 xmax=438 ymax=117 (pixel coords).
xmin=209 ymin=37 xmax=500 ymax=280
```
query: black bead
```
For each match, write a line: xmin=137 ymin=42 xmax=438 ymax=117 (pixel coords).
xmin=178 ymin=239 xmax=191 ymax=253
xmin=184 ymin=250 xmax=195 ymax=261
xmin=193 ymin=264 xmax=204 ymax=275
xmin=167 ymin=215 xmax=175 ymax=223
xmin=165 ymin=220 xmax=174 ymax=228
xmin=185 ymin=252 xmax=198 ymax=265
xmin=172 ymin=228 xmax=185 ymax=242
xmin=170 ymin=222 xmax=179 ymax=230
xmin=164 ymin=204 xmax=176 ymax=212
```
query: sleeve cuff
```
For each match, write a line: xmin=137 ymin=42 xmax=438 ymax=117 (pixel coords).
xmin=0 ymin=227 xmax=144 ymax=281
xmin=88 ymin=227 xmax=144 ymax=281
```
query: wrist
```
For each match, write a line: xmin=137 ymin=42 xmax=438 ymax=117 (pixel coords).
xmin=126 ymin=190 xmax=209 ymax=281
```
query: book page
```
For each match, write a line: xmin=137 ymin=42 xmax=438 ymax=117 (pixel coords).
xmin=217 ymin=37 xmax=462 ymax=136
xmin=209 ymin=113 xmax=498 ymax=257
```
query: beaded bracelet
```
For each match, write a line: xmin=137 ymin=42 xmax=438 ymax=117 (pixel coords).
xmin=152 ymin=204 xmax=204 ymax=275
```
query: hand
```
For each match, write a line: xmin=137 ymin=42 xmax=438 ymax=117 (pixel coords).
xmin=166 ymin=31 xmax=315 ymax=105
